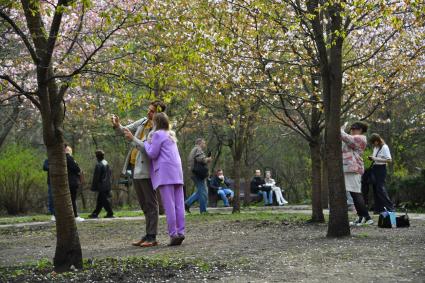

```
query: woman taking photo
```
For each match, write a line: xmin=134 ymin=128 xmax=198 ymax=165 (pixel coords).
xmin=369 ymin=133 xmax=395 ymax=213
xmin=136 ymin=112 xmax=186 ymax=246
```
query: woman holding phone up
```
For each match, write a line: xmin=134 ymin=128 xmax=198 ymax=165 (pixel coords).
xmin=126 ymin=112 xmax=186 ymax=246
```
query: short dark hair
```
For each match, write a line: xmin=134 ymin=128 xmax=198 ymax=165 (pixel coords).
xmin=95 ymin=150 xmax=105 ymax=160
xmin=153 ymin=112 xmax=170 ymax=131
xmin=150 ymin=101 xmax=167 ymax=113
xmin=350 ymin=121 xmax=368 ymax=133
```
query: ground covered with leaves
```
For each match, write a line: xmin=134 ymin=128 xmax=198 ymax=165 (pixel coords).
xmin=1 ymin=211 xmax=424 ymax=282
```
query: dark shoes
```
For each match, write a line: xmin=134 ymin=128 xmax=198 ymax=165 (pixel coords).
xmin=105 ymin=214 xmax=115 ymax=218
xmin=185 ymin=204 xmax=191 ymax=213
xmin=168 ymin=235 xmax=185 ymax=246
xmin=88 ymin=214 xmax=98 ymax=219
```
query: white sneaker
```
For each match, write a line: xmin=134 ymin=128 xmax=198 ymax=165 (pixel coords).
xmin=50 ymin=215 xmax=56 ymax=222
xmin=350 ymin=217 xmax=363 ymax=226
xmin=362 ymin=219 xmax=374 ymax=226
xmin=75 ymin=216 xmax=85 ymax=222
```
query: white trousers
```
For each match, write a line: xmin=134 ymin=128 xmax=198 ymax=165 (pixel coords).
xmin=272 ymin=187 xmax=288 ymax=205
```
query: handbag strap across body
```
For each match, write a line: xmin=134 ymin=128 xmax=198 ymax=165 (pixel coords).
xmin=369 ymin=145 xmax=383 ymax=169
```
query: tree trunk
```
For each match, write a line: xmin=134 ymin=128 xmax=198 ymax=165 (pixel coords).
xmin=321 ymin=156 xmax=329 ymax=209
xmin=0 ymin=99 xmax=20 ymax=149
xmin=309 ymin=141 xmax=324 ymax=222
xmin=325 ymin=5 xmax=350 ymax=237
xmin=232 ymin=157 xmax=241 ymax=213
xmin=47 ymin=141 xmax=83 ymax=272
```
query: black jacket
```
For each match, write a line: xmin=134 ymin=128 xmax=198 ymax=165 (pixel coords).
xmin=250 ymin=176 xmax=265 ymax=194
xmin=91 ymin=159 xmax=112 ymax=192
xmin=66 ymin=153 xmax=81 ymax=189
xmin=209 ymin=176 xmax=232 ymax=194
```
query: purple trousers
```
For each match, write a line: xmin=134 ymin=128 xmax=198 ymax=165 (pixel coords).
xmin=159 ymin=184 xmax=185 ymax=237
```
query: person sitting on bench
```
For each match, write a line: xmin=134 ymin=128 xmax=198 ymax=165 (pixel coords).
xmin=209 ymin=169 xmax=234 ymax=207
xmin=264 ymin=170 xmax=288 ymax=206
xmin=251 ymin=169 xmax=273 ymax=206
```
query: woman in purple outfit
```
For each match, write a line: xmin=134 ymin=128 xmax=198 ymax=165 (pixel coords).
xmin=126 ymin=112 xmax=185 ymax=246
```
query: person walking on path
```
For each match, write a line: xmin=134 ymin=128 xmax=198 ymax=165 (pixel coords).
xmin=112 ymin=100 xmax=166 ymax=247
xmin=185 ymin=138 xmax=211 ymax=213
xmin=125 ymin=112 xmax=185 ymax=246
xmin=369 ymin=133 xmax=395 ymax=213
xmin=43 ymin=159 xmax=55 ymax=221
xmin=65 ymin=145 xmax=85 ymax=222
xmin=88 ymin=150 xmax=114 ymax=219
xmin=341 ymin=122 xmax=373 ymax=226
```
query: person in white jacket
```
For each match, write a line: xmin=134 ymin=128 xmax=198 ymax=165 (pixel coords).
xmin=264 ymin=171 xmax=288 ymax=206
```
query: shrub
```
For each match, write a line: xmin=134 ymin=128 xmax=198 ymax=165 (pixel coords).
xmin=388 ymin=170 xmax=425 ymax=209
xmin=0 ymin=145 xmax=45 ymax=215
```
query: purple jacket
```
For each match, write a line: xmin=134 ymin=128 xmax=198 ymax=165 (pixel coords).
xmin=143 ymin=130 xmax=183 ymax=190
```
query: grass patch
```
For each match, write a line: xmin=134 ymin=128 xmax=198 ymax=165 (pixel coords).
xmin=0 ymin=215 xmax=51 ymax=225
xmin=0 ymin=255 xmax=224 ymax=282
xmin=0 ymin=207 xmax=313 ymax=225
xmin=187 ymin=210 xmax=311 ymax=224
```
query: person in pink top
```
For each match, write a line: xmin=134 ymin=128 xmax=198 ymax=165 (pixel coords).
xmin=341 ymin=121 xmax=373 ymax=226
xmin=127 ymin=112 xmax=185 ymax=246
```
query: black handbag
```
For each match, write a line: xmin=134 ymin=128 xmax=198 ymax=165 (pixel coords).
xmin=192 ymin=160 xmax=209 ymax=179
xmin=396 ymin=209 xmax=410 ymax=228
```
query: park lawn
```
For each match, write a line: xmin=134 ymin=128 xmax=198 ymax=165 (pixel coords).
xmin=1 ymin=210 xmax=424 ymax=282
xmin=0 ymin=208 xmax=309 ymax=225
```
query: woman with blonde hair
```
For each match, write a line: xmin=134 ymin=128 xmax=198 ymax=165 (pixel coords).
xmin=368 ymin=133 xmax=394 ymax=213
xmin=143 ymin=112 xmax=185 ymax=246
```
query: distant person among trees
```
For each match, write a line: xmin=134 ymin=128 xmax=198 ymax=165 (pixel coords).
xmin=251 ymin=169 xmax=273 ymax=206
xmin=65 ymin=145 xmax=85 ymax=222
xmin=209 ymin=169 xmax=234 ymax=207
xmin=126 ymin=112 xmax=185 ymax=246
xmin=42 ymin=159 xmax=55 ymax=221
xmin=185 ymin=138 xmax=212 ymax=213
xmin=112 ymin=100 xmax=166 ymax=247
xmin=264 ymin=171 xmax=288 ymax=206
xmin=341 ymin=122 xmax=373 ymax=226
xmin=368 ymin=133 xmax=395 ymax=213
xmin=88 ymin=150 xmax=114 ymax=219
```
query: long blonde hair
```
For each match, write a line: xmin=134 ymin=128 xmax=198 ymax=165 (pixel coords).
xmin=152 ymin=112 xmax=177 ymax=143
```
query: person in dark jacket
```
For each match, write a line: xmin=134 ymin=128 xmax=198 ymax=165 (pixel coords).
xmin=250 ymin=169 xmax=272 ymax=205
xmin=88 ymin=150 xmax=114 ymax=218
xmin=43 ymin=159 xmax=55 ymax=221
xmin=65 ymin=145 xmax=85 ymax=222
xmin=209 ymin=169 xmax=234 ymax=207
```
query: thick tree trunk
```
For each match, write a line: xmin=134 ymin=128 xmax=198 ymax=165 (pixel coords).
xmin=309 ymin=141 xmax=324 ymax=222
xmin=325 ymin=7 xmax=350 ymax=237
xmin=46 ymin=140 xmax=83 ymax=272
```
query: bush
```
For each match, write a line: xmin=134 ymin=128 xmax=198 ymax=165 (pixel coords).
xmin=388 ymin=170 xmax=425 ymax=209
xmin=0 ymin=145 xmax=45 ymax=215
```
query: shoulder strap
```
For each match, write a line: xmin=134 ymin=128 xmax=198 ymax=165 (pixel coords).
xmin=375 ymin=145 xmax=383 ymax=157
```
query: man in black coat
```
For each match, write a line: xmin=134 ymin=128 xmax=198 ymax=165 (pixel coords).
xmin=88 ymin=150 xmax=114 ymax=218
xmin=65 ymin=145 xmax=85 ymax=222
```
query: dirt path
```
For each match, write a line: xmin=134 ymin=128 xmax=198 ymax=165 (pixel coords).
xmin=1 ymin=208 xmax=425 ymax=282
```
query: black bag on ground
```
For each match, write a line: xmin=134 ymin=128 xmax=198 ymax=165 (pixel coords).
xmin=396 ymin=209 xmax=410 ymax=228
xmin=192 ymin=160 xmax=208 ymax=179
xmin=378 ymin=212 xmax=392 ymax=228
